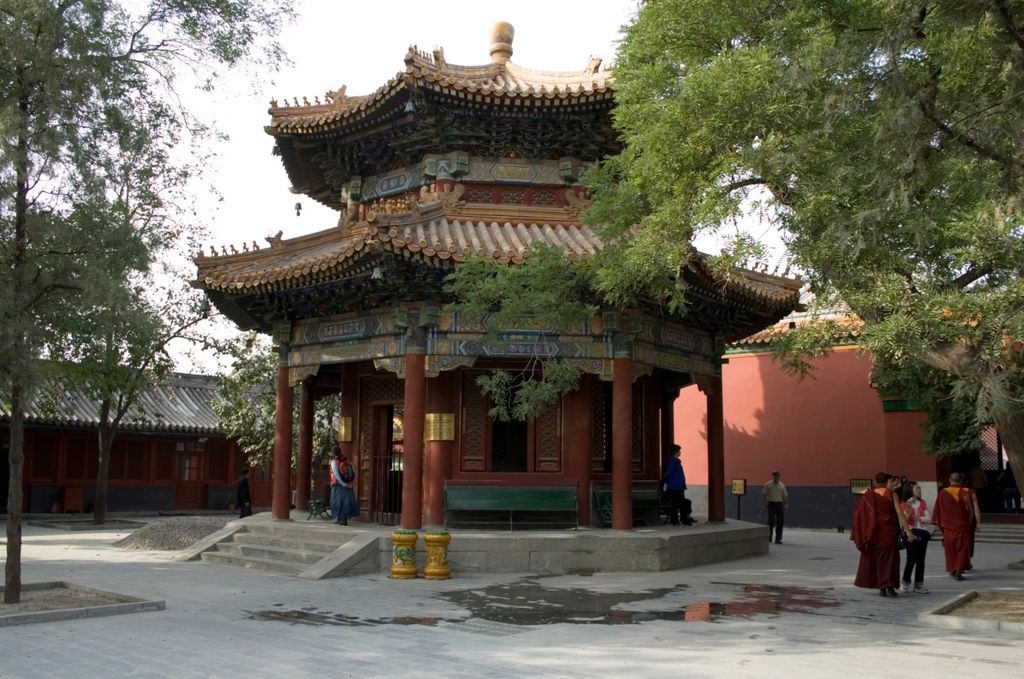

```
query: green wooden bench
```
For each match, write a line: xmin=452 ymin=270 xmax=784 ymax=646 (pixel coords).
xmin=592 ymin=487 xmax=667 ymax=527
xmin=444 ymin=485 xmax=578 ymax=530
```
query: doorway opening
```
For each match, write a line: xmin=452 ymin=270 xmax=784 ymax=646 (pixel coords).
xmin=370 ymin=404 xmax=404 ymax=524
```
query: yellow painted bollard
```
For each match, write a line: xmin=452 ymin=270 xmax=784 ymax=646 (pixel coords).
xmin=423 ymin=529 xmax=451 ymax=580
xmin=390 ymin=529 xmax=418 ymax=579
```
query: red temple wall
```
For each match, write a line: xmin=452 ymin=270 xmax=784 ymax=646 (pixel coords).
xmin=676 ymin=346 xmax=936 ymax=487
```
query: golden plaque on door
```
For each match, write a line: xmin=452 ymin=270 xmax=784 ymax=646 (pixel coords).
xmin=424 ymin=413 xmax=455 ymax=441
xmin=337 ymin=416 xmax=352 ymax=442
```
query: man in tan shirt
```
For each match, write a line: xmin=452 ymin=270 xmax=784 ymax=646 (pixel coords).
xmin=762 ymin=470 xmax=789 ymax=544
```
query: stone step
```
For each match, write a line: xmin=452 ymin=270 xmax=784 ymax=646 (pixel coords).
xmin=199 ymin=550 xmax=306 ymax=575
xmin=231 ymin=532 xmax=345 ymax=554
xmin=241 ymin=522 xmax=350 ymax=541
xmin=214 ymin=542 xmax=328 ymax=565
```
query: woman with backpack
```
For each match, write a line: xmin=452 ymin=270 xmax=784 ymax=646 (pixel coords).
xmin=329 ymin=446 xmax=360 ymax=525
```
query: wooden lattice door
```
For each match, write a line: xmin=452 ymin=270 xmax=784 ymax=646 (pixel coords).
xmin=369 ymin=403 xmax=404 ymax=525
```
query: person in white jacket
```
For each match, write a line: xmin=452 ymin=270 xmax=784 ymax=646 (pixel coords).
xmin=899 ymin=482 xmax=931 ymax=593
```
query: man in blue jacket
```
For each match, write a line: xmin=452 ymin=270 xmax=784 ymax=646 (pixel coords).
xmin=663 ymin=444 xmax=693 ymax=525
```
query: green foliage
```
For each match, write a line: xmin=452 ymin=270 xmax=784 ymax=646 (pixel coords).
xmin=1 ymin=0 xmax=294 ymax=598
xmin=213 ymin=333 xmax=340 ymax=470
xmin=597 ymin=0 xmax=1024 ymax=462
xmin=444 ymin=245 xmax=594 ymax=421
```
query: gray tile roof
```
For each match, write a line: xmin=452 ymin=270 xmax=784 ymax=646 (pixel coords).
xmin=0 ymin=373 xmax=223 ymax=435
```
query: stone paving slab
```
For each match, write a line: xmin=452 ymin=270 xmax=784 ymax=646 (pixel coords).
xmin=0 ymin=519 xmax=1022 ymax=678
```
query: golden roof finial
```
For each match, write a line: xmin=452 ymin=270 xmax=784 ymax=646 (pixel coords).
xmin=490 ymin=22 xmax=514 ymax=63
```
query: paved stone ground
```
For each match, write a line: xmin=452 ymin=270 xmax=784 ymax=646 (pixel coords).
xmin=1 ymin=519 xmax=1022 ymax=678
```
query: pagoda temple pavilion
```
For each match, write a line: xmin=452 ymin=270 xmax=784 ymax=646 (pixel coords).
xmin=194 ymin=23 xmax=802 ymax=530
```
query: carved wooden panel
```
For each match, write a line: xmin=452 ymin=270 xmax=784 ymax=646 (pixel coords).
xmin=632 ymin=381 xmax=645 ymax=473
xmin=534 ymin=400 xmax=561 ymax=472
xmin=460 ymin=372 xmax=487 ymax=471
xmin=591 ymin=381 xmax=607 ymax=473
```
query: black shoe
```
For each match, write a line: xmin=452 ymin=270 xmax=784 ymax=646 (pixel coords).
xmin=879 ymin=588 xmax=888 ymax=597
xmin=886 ymin=587 xmax=899 ymax=597
xmin=340 ymin=518 xmax=348 ymax=525
xmin=952 ymin=571 xmax=965 ymax=581
xmin=774 ymin=540 xmax=783 ymax=544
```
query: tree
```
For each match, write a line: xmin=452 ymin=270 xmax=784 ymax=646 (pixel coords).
xmin=588 ymin=0 xmax=1024 ymax=487
xmin=56 ymin=287 xmax=213 ymax=525
xmin=213 ymin=332 xmax=341 ymax=485
xmin=444 ymin=245 xmax=596 ymax=421
xmin=1 ymin=0 xmax=293 ymax=603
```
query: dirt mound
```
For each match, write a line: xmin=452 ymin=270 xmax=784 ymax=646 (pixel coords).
xmin=115 ymin=516 xmax=231 ymax=551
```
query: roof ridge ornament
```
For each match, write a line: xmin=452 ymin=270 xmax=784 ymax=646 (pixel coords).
xmin=489 ymin=21 xmax=514 ymax=64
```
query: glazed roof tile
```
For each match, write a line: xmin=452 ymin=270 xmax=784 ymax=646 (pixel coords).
xmin=267 ymin=47 xmax=613 ymax=136
xmin=0 ymin=374 xmax=224 ymax=434
xmin=195 ymin=203 xmax=802 ymax=313
xmin=731 ymin=291 xmax=862 ymax=347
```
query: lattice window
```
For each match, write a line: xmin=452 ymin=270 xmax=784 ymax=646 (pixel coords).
xmin=461 ymin=373 xmax=487 ymax=471
xmin=466 ymin=185 xmax=494 ymax=203
xmin=591 ymin=381 xmax=607 ymax=472
xmin=531 ymin=189 xmax=557 ymax=206
xmin=535 ymin=403 xmax=561 ymax=472
xmin=980 ymin=427 xmax=1002 ymax=470
xmin=500 ymin=188 xmax=525 ymax=204
xmin=632 ymin=381 xmax=645 ymax=473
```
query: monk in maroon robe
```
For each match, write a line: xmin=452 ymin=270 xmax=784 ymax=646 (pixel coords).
xmin=852 ymin=472 xmax=909 ymax=597
xmin=932 ymin=474 xmax=974 ymax=580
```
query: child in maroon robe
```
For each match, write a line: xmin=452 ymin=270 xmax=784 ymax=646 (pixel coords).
xmin=852 ymin=472 xmax=911 ymax=597
xmin=932 ymin=474 xmax=974 ymax=581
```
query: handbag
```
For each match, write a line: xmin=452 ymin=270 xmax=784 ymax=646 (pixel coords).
xmin=897 ymin=531 xmax=908 ymax=550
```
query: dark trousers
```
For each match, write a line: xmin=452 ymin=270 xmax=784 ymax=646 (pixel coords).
xmin=902 ymin=529 xmax=930 ymax=584
xmin=767 ymin=502 xmax=784 ymax=542
xmin=667 ymin=489 xmax=686 ymax=525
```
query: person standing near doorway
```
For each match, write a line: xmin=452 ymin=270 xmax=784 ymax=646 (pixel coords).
xmin=329 ymin=446 xmax=360 ymax=525
xmin=236 ymin=468 xmax=253 ymax=518
xmin=762 ymin=470 xmax=788 ymax=544
xmin=662 ymin=444 xmax=693 ymax=526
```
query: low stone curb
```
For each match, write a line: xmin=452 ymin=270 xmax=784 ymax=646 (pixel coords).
xmin=917 ymin=590 xmax=1024 ymax=633
xmin=0 ymin=582 xmax=165 ymax=627
xmin=27 ymin=519 xmax=145 ymax=531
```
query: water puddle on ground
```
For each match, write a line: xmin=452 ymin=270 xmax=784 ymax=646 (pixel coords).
xmin=247 ymin=579 xmax=839 ymax=628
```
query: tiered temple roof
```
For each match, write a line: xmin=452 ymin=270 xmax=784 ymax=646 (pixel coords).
xmin=195 ymin=23 xmax=802 ymax=341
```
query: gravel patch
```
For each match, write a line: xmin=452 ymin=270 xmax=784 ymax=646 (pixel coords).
xmin=115 ymin=516 xmax=232 ymax=551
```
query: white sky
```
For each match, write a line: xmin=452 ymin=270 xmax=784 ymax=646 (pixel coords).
xmin=191 ymin=0 xmax=640 ymax=252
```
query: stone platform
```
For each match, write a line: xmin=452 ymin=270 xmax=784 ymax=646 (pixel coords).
xmin=179 ymin=511 xmax=768 ymax=578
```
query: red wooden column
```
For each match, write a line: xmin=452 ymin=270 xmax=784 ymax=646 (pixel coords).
xmin=706 ymin=370 xmax=725 ymax=522
xmin=424 ymin=370 xmax=454 ymax=526
xmin=272 ymin=356 xmax=294 ymax=521
xmin=612 ymin=356 xmax=633 ymax=530
xmin=295 ymin=377 xmax=314 ymax=511
xmin=565 ymin=375 xmax=593 ymax=525
xmin=401 ymin=353 xmax=426 ymax=529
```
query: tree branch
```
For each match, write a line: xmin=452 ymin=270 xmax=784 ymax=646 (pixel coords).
xmin=993 ymin=0 xmax=1024 ymax=53
xmin=952 ymin=264 xmax=993 ymax=290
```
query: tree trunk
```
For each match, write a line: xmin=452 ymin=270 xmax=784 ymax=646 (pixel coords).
xmin=94 ymin=400 xmax=113 ymax=525
xmin=5 ymin=385 xmax=25 ymax=604
xmin=5 ymin=89 xmax=31 ymax=604
xmin=992 ymin=405 xmax=1024 ymax=498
